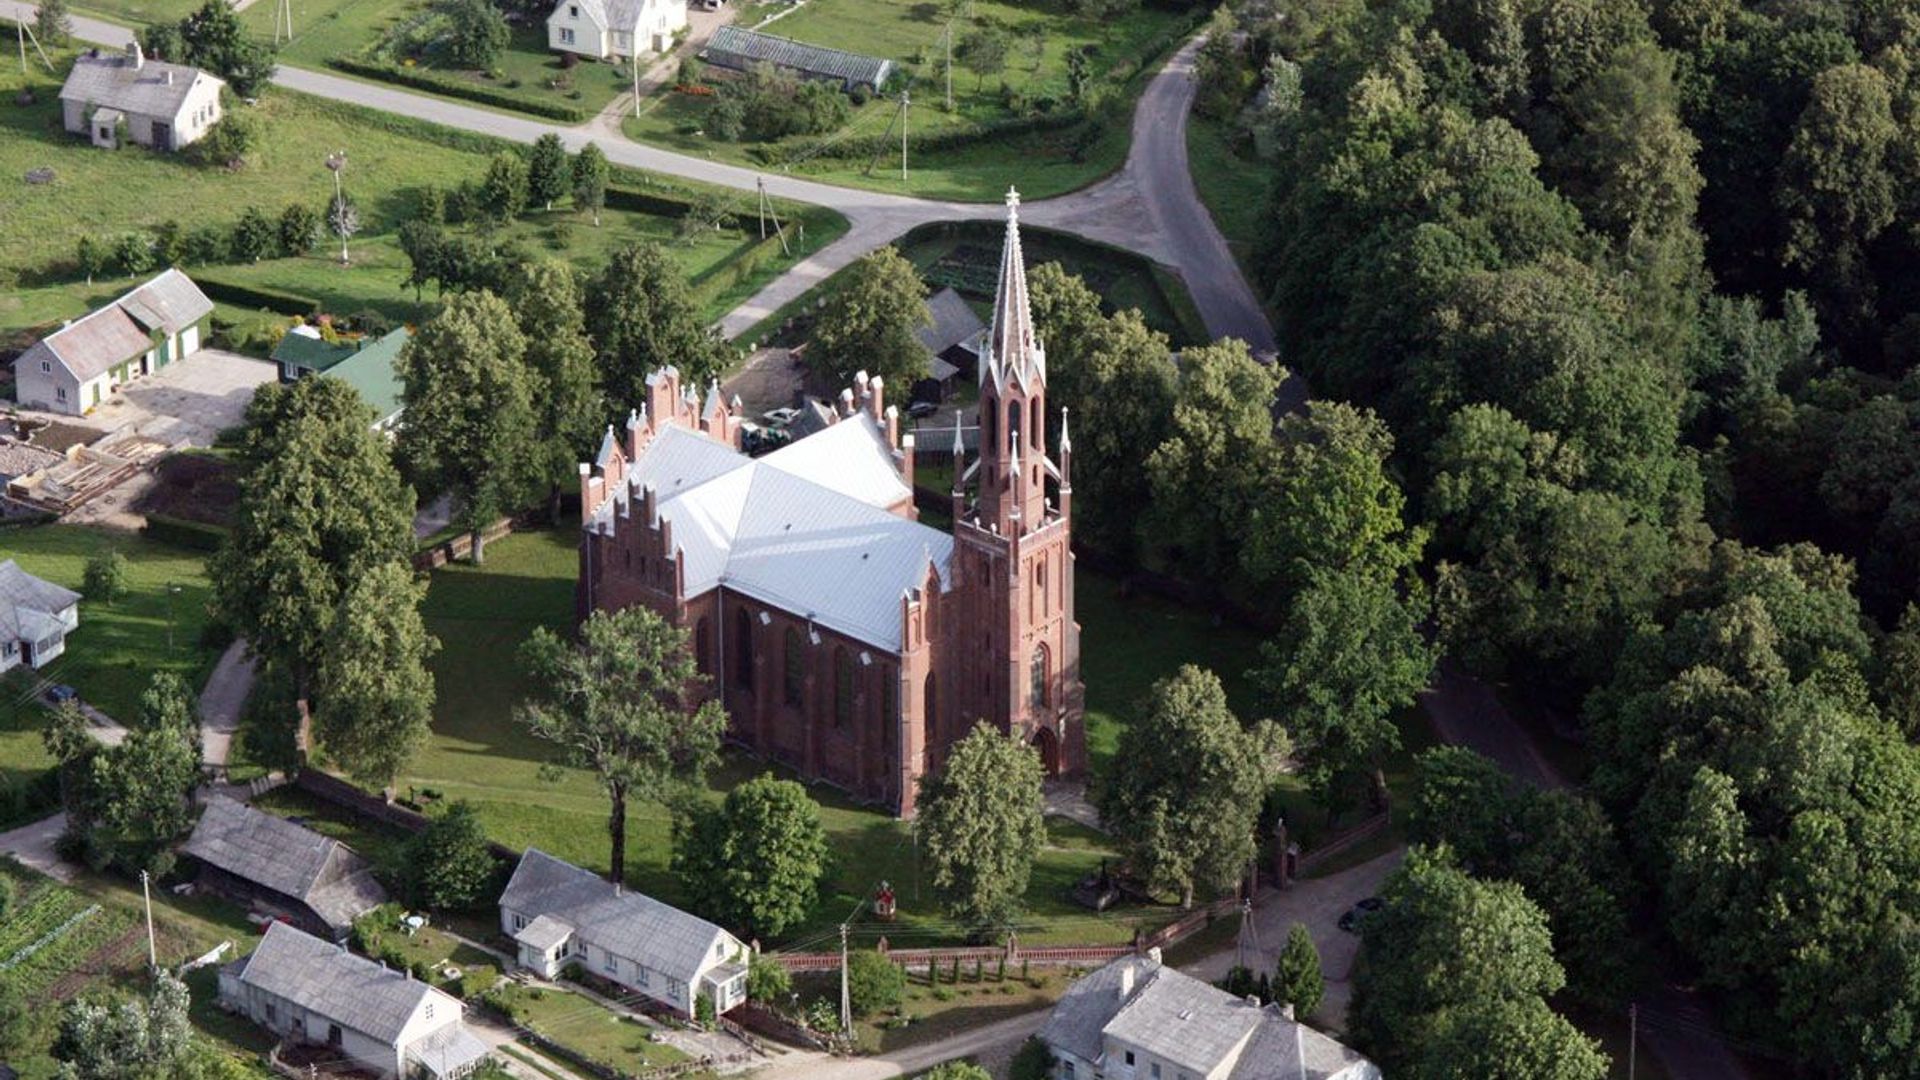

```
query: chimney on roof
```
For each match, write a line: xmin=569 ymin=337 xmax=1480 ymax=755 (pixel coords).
xmin=1279 ymin=1003 xmax=1295 ymax=1021
xmin=1117 ymin=961 xmax=1135 ymax=1002
xmin=1146 ymin=946 xmax=1162 ymax=966
xmin=164 ymin=69 xmax=173 ymax=85
xmin=127 ymin=40 xmax=144 ymax=70
xmin=1244 ymin=994 xmax=1261 ymax=1008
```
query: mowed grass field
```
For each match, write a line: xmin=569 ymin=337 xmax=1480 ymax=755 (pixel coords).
xmin=395 ymin=524 xmax=1296 ymax=948
xmin=0 ymin=525 xmax=221 ymax=829
xmin=624 ymin=0 xmax=1195 ymax=200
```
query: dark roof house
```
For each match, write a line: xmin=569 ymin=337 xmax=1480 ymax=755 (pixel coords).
xmin=218 ymin=921 xmax=488 ymax=1080
xmin=916 ymin=286 xmax=986 ymax=385
xmin=701 ymin=25 xmax=893 ymax=91
xmin=1039 ymin=954 xmax=1380 ymax=1080
xmin=181 ymin=797 xmax=389 ymax=938
xmin=499 ymin=849 xmax=748 ymax=1017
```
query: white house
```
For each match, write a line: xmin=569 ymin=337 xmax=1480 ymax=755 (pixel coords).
xmin=0 ymin=560 xmax=80 ymax=674
xmin=546 ymin=0 xmax=687 ymax=60
xmin=12 ymin=269 xmax=214 ymax=416
xmin=218 ymin=922 xmax=490 ymax=1080
xmin=499 ymin=849 xmax=749 ymax=1018
xmin=60 ymin=42 xmax=224 ymax=152
xmin=1037 ymin=953 xmax=1381 ymax=1080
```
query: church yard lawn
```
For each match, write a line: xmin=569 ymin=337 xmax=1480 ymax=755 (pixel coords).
xmin=622 ymin=0 xmax=1199 ymax=201
xmin=394 ymin=525 xmax=1192 ymax=950
xmin=0 ymin=525 xmax=222 ymax=831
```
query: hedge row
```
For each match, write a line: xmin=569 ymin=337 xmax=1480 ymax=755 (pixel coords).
xmin=193 ymin=277 xmax=323 ymax=319
xmin=327 ymin=57 xmax=589 ymax=123
xmin=691 ymin=222 xmax=802 ymax=309
xmin=604 ymin=184 xmax=703 ymax=220
xmin=142 ymin=513 xmax=229 ymax=552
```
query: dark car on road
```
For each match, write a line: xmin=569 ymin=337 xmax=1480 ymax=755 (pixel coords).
xmin=1338 ymin=897 xmax=1385 ymax=933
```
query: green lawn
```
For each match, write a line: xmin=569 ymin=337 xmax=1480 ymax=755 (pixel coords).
xmin=1185 ymin=111 xmax=1267 ymax=274
xmin=486 ymin=984 xmax=689 ymax=1072
xmin=0 ymin=525 xmax=221 ymax=829
xmin=622 ymin=0 xmax=1196 ymax=201
xmin=1 ymin=51 xmax=845 ymax=333
xmin=67 ymin=0 xmax=205 ymax=27
xmin=395 ymin=526 xmax=1156 ymax=948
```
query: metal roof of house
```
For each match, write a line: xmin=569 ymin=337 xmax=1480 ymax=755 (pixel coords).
xmin=231 ymin=921 xmax=453 ymax=1046
xmin=182 ymin=797 xmax=388 ymax=930
xmin=15 ymin=270 xmax=213 ymax=383
xmin=324 ymin=328 xmax=410 ymax=423
xmin=1040 ymin=956 xmax=1378 ymax=1080
xmin=702 ymin=26 xmax=892 ymax=88
xmin=271 ymin=329 xmax=359 ymax=374
xmin=558 ymin=0 xmax=655 ymax=31
xmin=500 ymin=849 xmax=738 ymax=986
xmin=0 ymin=560 xmax=80 ymax=645
xmin=513 ymin=913 xmax=576 ymax=953
xmin=59 ymin=47 xmax=222 ymax=123
xmin=591 ymin=417 xmax=951 ymax=652
xmin=917 ymin=287 xmax=985 ymax=359
xmin=408 ymin=1022 xmax=491 ymax=1079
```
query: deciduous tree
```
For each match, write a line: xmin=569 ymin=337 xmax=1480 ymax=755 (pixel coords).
xmin=279 ymin=203 xmax=321 ymax=257
xmin=33 ymin=0 xmax=71 ymax=45
xmin=82 ymin=548 xmax=128 ymax=606
xmin=483 ymin=150 xmax=530 ymax=222
xmin=807 ymin=246 xmax=930 ymax=392
xmin=572 ymin=142 xmax=610 ymax=226
xmin=52 ymin=971 xmax=194 ymax=1080
xmin=507 ymin=260 xmax=603 ymax=518
xmin=517 ymin=607 xmax=726 ymax=885
xmin=212 ymin=376 xmax=415 ymax=702
xmin=312 ymin=561 xmax=438 ymax=787
xmin=409 ymin=800 xmax=497 ymax=910
xmin=588 ymin=242 xmax=727 ymax=405
xmin=231 ymin=206 xmax=275 ymax=263
xmin=917 ymin=721 xmax=1046 ymax=931
xmin=672 ymin=775 xmax=829 ymax=939
xmin=398 ymin=289 xmax=543 ymax=563
xmin=438 ymin=0 xmax=510 ymax=69
xmin=528 ymin=133 xmax=570 ymax=211
xmin=1098 ymin=666 xmax=1282 ymax=907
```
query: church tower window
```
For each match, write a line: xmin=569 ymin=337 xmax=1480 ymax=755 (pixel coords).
xmin=783 ymin=629 xmax=804 ymax=706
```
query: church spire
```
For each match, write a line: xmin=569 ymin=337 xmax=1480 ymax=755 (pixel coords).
xmin=984 ymin=187 xmax=1044 ymax=391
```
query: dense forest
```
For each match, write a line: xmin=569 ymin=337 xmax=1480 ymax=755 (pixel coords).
xmin=1221 ymin=0 xmax=1920 ymax=1074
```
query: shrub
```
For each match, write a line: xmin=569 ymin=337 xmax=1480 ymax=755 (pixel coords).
xmin=195 ymin=110 xmax=261 ymax=168
xmin=456 ymin=964 xmax=499 ymax=998
xmin=846 ymin=950 xmax=905 ymax=1017
xmin=746 ymin=952 xmax=792 ymax=1005
xmin=1010 ymin=1037 xmax=1055 ymax=1080
xmin=694 ymin=993 xmax=715 ymax=1029
xmin=82 ymin=548 xmax=128 ymax=605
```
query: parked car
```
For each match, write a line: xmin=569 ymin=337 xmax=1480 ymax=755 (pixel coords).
xmin=907 ymin=400 xmax=940 ymax=419
xmin=762 ymin=407 xmax=801 ymax=428
xmin=45 ymin=684 xmax=78 ymax=704
xmin=1337 ymin=897 xmax=1385 ymax=933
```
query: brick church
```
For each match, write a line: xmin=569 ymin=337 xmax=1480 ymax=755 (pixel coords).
xmin=576 ymin=191 xmax=1084 ymax=816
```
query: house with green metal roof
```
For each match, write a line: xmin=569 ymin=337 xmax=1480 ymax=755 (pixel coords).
xmin=271 ymin=327 xmax=362 ymax=381
xmin=324 ymin=328 xmax=410 ymax=433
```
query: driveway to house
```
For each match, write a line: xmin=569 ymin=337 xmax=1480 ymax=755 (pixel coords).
xmin=197 ymin=639 xmax=257 ymax=772
xmin=0 ymin=811 xmax=74 ymax=883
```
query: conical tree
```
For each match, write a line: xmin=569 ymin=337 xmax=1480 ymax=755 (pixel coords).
xmin=1273 ymin=921 xmax=1324 ymax=1017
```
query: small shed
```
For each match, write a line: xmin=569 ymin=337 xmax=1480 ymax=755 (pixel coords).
xmin=180 ymin=797 xmax=389 ymax=940
xmin=914 ymin=287 xmax=985 ymax=398
xmin=701 ymin=26 xmax=893 ymax=92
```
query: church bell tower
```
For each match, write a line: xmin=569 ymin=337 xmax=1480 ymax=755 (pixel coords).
xmin=945 ymin=188 xmax=1085 ymax=777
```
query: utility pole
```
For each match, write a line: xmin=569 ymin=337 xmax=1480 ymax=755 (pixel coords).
xmin=838 ymin=922 xmax=852 ymax=1034
xmin=899 ymin=90 xmax=910 ymax=182
xmin=944 ymin=21 xmax=952 ymax=111
xmin=139 ymin=870 xmax=157 ymax=969
xmin=1628 ymin=1003 xmax=1638 ymax=1080
xmin=632 ymin=49 xmax=642 ymax=118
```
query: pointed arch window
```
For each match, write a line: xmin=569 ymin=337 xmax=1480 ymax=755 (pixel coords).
xmin=1006 ymin=401 xmax=1021 ymax=454
xmin=1030 ymin=397 xmax=1042 ymax=449
xmin=783 ymin=628 xmax=805 ymax=706
xmin=834 ymin=648 xmax=854 ymax=729
xmin=1030 ymin=643 xmax=1050 ymax=710
xmin=694 ymin=617 xmax=712 ymax=678
xmin=924 ymin=672 xmax=938 ymax=743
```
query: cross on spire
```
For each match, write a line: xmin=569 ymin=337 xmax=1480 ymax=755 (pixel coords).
xmin=984 ymin=186 xmax=1043 ymax=392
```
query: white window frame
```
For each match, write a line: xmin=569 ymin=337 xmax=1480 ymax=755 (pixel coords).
xmin=559 ymin=26 xmax=575 ymax=43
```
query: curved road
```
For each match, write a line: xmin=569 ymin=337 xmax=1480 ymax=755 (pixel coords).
xmin=4 ymin=6 xmax=1270 ymax=352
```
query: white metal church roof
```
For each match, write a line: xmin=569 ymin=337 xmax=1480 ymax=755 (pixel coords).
xmin=595 ymin=416 xmax=951 ymax=653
